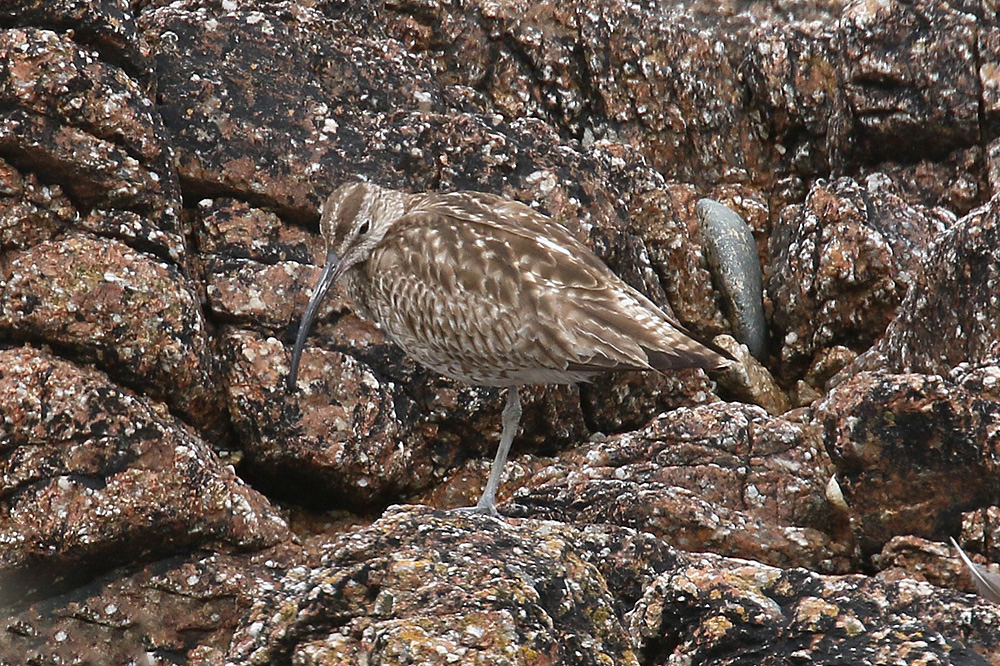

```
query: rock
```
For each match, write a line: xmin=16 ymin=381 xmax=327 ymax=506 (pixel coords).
xmin=743 ymin=21 xmax=839 ymax=179
xmin=3 ymin=0 xmax=1000 ymax=662
xmin=713 ymin=334 xmax=790 ymax=415
xmin=875 ymin=535 xmax=959 ymax=589
xmin=195 ymin=198 xmax=317 ymax=331
xmin=0 ymin=0 xmax=154 ymax=77
xmin=845 ymin=195 xmax=1000 ymax=378
xmin=696 ymin=198 xmax=767 ymax=359
xmin=768 ymin=175 xmax=949 ymax=382
xmin=579 ymin=366 xmax=720 ymax=434
xmin=958 ymin=505 xmax=1000 ymax=563
xmin=0 ymin=549 xmax=302 ymax=665
xmin=0 ymin=157 xmax=75 ymax=251
xmin=493 ymin=0 xmax=767 ymax=185
xmin=839 ymin=0 xmax=980 ymax=163
xmin=629 ymin=184 xmax=731 ymax=338
xmin=196 ymin=198 xmax=314 ymax=266
xmin=0 ymin=347 xmax=290 ymax=604
xmin=858 ymin=147 xmax=984 ymax=216
xmin=226 ymin=507 xmax=640 ymax=665
xmin=223 ymin=328 xmax=595 ymax=509
xmin=510 ymin=402 xmax=852 ymax=572
xmin=630 ymin=547 xmax=1000 ymax=665
xmin=0 ymin=28 xmax=182 ymax=258
xmin=815 ymin=370 xmax=1000 ymax=557
xmin=225 ymin=507 xmax=1000 ymax=665
xmin=0 ymin=234 xmax=224 ymax=433
xmin=222 ymin=328 xmax=421 ymax=507
xmin=140 ymin=1 xmax=444 ymax=218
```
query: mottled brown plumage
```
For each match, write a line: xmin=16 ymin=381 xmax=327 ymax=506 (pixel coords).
xmin=289 ymin=181 xmax=732 ymax=515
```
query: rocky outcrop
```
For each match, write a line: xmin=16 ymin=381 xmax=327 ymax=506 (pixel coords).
xmin=1 ymin=0 xmax=999 ymax=663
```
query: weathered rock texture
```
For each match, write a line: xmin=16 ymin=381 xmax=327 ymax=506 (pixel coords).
xmin=817 ymin=369 xmax=1000 ymax=558
xmin=228 ymin=508 xmax=641 ymax=665
xmin=1 ymin=0 xmax=999 ymax=663
xmin=768 ymin=175 xmax=950 ymax=381
xmin=510 ymin=402 xmax=853 ymax=573
xmin=843 ymin=196 xmax=1000 ymax=377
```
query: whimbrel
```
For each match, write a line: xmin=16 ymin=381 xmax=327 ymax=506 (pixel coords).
xmin=288 ymin=182 xmax=732 ymax=516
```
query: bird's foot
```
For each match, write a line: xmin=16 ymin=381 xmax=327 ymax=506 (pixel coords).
xmin=450 ymin=502 xmax=501 ymax=518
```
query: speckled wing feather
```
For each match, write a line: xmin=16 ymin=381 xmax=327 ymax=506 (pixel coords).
xmin=463 ymin=192 xmax=733 ymax=373
xmin=355 ymin=192 xmax=728 ymax=386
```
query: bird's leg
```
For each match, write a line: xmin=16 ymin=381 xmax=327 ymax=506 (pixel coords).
xmin=466 ymin=386 xmax=521 ymax=517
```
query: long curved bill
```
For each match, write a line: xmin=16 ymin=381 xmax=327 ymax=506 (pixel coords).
xmin=287 ymin=249 xmax=341 ymax=391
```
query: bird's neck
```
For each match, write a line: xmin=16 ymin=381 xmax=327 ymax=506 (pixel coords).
xmin=340 ymin=267 xmax=374 ymax=320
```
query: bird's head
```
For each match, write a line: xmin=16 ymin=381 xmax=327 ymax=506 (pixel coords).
xmin=287 ymin=181 xmax=408 ymax=391
xmin=319 ymin=181 xmax=406 ymax=275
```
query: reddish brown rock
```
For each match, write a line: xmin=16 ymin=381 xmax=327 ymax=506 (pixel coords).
xmin=768 ymin=176 xmax=949 ymax=383
xmin=223 ymin=328 xmax=595 ymax=510
xmin=0 ymin=158 xmax=76 ymax=252
xmin=580 ymin=367 xmax=721 ymax=434
xmin=0 ymin=28 xmax=170 ymax=180
xmin=194 ymin=198 xmax=320 ymax=333
xmin=744 ymin=23 xmax=839 ymax=179
xmin=0 ymin=549 xmax=304 ymax=666
xmin=859 ymin=147 xmax=985 ymax=216
xmin=222 ymin=329 xmax=420 ymax=507
xmin=839 ymin=0 xmax=980 ymax=164
xmin=196 ymin=198 xmax=314 ymax=265
xmin=0 ymin=0 xmax=153 ymax=77
xmin=876 ymin=518 xmax=1000 ymax=611
xmin=815 ymin=370 xmax=1000 ymax=557
xmin=875 ymin=535 xmax=965 ymax=591
xmin=0 ymin=347 xmax=290 ymax=604
xmin=510 ymin=402 xmax=853 ymax=572
xmin=205 ymin=258 xmax=316 ymax=330
xmin=3 ymin=0 xmax=999 ymax=662
xmin=0 ymin=25 xmax=184 ymax=265
xmin=0 ymin=234 xmax=223 ymax=432
xmin=140 ymin=2 xmax=443 ymax=218
xmin=631 ymin=184 xmax=731 ymax=339
xmin=847 ymin=195 xmax=1000 ymax=378
xmin=385 ymin=0 xmax=770 ymax=189
xmin=587 ymin=6 xmax=766 ymax=187
xmin=0 ymin=28 xmax=182 ymax=256
xmin=958 ymin=504 xmax=1000 ymax=564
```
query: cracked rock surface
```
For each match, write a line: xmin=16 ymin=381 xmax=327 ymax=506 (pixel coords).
xmin=1 ymin=0 xmax=1000 ymax=664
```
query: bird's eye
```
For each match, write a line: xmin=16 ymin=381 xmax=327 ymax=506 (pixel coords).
xmin=358 ymin=220 xmax=371 ymax=236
